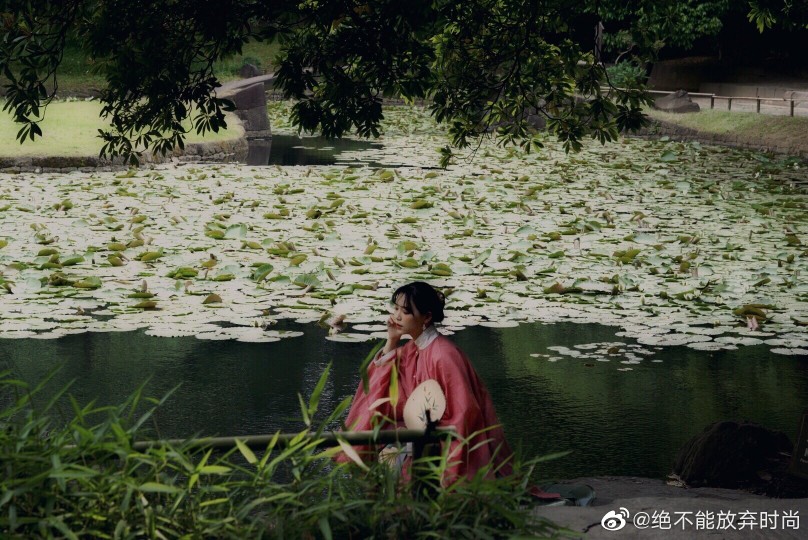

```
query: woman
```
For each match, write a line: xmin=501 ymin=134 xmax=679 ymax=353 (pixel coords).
xmin=340 ymin=281 xmax=513 ymax=484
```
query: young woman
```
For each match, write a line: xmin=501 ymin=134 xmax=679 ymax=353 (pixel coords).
xmin=340 ymin=281 xmax=513 ymax=484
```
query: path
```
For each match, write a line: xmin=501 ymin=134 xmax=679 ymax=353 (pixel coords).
xmin=533 ymin=477 xmax=807 ymax=539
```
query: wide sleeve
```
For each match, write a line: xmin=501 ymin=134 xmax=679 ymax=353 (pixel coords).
xmin=335 ymin=348 xmax=397 ymax=463
xmin=434 ymin=345 xmax=513 ymax=484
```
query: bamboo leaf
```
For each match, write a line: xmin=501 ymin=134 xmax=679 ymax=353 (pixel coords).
xmin=235 ymin=438 xmax=257 ymax=465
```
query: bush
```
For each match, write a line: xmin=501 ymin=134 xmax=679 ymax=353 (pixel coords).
xmin=0 ymin=368 xmax=565 ymax=539
xmin=606 ymin=62 xmax=647 ymax=89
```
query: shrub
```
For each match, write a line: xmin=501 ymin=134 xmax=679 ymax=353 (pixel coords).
xmin=606 ymin=62 xmax=647 ymax=89
xmin=0 ymin=368 xmax=565 ymax=539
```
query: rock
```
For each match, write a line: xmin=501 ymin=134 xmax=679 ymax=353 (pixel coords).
xmin=673 ymin=421 xmax=792 ymax=490
xmin=239 ymin=63 xmax=262 ymax=78
xmin=653 ymin=89 xmax=700 ymax=113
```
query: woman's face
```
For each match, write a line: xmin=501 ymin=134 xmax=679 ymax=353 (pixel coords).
xmin=390 ymin=293 xmax=430 ymax=338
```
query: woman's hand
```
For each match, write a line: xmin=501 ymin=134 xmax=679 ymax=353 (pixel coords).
xmin=383 ymin=315 xmax=405 ymax=353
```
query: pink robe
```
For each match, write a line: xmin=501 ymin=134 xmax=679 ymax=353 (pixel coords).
xmin=341 ymin=334 xmax=514 ymax=484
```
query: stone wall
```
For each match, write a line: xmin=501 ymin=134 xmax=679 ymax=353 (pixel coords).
xmin=217 ymin=75 xmax=276 ymax=139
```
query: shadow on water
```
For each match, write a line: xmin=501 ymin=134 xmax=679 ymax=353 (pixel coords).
xmin=246 ymin=135 xmax=384 ymax=166
xmin=2 ymin=321 xmax=807 ymax=481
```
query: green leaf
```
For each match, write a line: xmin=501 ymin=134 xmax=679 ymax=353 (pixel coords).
xmin=293 ymin=273 xmax=321 ymax=289
xmin=396 ymin=257 xmax=420 ymax=268
xmin=224 ymin=223 xmax=248 ymax=239
xmin=139 ymin=482 xmax=182 ymax=494
xmin=308 ymin=362 xmax=331 ymax=417
xmin=139 ymin=250 xmax=163 ymax=262
xmin=252 ymin=263 xmax=274 ymax=282
xmin=73 ymin=276 xmax=102 ymax=289
xmin=235 ymin=439 xmax=258 ymax=464
xmin=60 ymin=256 xmax=85 ymax=266
xmin=199 ymin=465 xmax=231 ymax=475
xmin=430 ymin=263 xmax=452 ymax=276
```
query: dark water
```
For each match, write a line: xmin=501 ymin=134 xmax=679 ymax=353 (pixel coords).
xmin=246 ymin=135 xmax=383 ymax=166
xmin=2 ymin=322 xmax=806 ymax=481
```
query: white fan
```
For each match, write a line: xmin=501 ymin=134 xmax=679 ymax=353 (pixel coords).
xmin=403 ymin=379 xmax=446 ymax=430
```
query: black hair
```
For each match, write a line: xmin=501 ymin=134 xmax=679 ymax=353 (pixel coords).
xmin=391 ymin=281 xmax=446 ymax=324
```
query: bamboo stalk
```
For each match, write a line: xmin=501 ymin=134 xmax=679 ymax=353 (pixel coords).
xmin=131 ymin=427 xmax=456 ymax=452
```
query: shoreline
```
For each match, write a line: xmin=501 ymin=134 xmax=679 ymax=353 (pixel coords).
xmin=634 ymin=110 xmax=808 ymax=159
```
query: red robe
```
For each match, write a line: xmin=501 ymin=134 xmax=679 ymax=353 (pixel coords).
xmin=341 ymin=332 xmax=514 ymax=484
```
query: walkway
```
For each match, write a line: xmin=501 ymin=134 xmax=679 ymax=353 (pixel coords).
xmin=533 ymin=477 xmax=807 ymax=539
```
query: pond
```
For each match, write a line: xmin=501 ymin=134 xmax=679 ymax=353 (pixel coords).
xmin=246 ymin=135 xmax=385 ymax=167
xmin=1 ymin=103 xmax=806 ymax=481
xmin=2 ymin=321 xmax=806 ymax=480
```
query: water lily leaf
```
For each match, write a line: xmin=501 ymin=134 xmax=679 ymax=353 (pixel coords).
xmin=203 ymin=293 xmax=223 ymax=304
xmin=133 ymin=300 xmax=157 ymax=309
xmin=396 ymin=257 xmax=420 ymax=268
xmin=139 ymin=250 xmax=163 ymax=262
xmin=471 ymin=249 xmax=491 ymax=267
xmin=397 ymin=240 xmax=420 ymax=253
xmin=224 ymin=224 xmax=248 ymax=239
xmin=410 ymin=199 xmax=433 ymax=209
xmin=752 ymin=277 xmax=771 ymax=287
xmin=128 ymin=292 xmax=155 ymax=299
xmin=660 ymin=151 xmax=677 ymax=162
xmin=61 ymin=256 xmax=85 ymax=266
xmin=252 ymin=264 xmax=274 ymax=282
xmin=515 ymin=225 xmax=538 ymax=235
xmin=213 ymin=273 xmax=235 ymax=282
xmin=293 ymin=273 xmax=321 ymax=289
xmin=74 ymin=276 xmax=102 ymax=289
xmin=430 ymin=263 xmax=452 ymax=276
xmin=241 ymin=240 xmax=263 ymax=250
xmin=732 ymin=305 xmax=768 ymax=320
xmin=543 ymin=282 xmax=583 ymax=295
xmin=37 ymin=248 xmax=58 ymax=256
xmin=167 ymin=267 xmax=198 ymax=279
xmin=289 ymin=254 xmax=308 ymax=266
xmin=205 ymin=229 xmax=225 ymax=239
xmin=613 ymin=249 xmax=642 ymax=264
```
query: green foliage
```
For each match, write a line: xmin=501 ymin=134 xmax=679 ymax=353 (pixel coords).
xmin=748 ymin=0 xmax=808 ymax=32
xmin=605 ymin=62 xmax=647 ymax=89
xmin=0 ymin=367 xmax=563 ymax=538
xmin=596 ymin=0 xmax=730 ymax=54
xmin=2 ymin=0 xmax=797 ymax=164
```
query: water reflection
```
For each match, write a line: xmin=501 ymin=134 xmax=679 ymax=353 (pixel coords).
xmin=246 ymin=135 xmax=383 ymax=166
xmin=2 ymin=321 xmax=806 ymax=481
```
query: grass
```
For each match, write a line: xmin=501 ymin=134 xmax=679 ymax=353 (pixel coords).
xmin=646 ymin=108 xmax=808 ymax=148
xmin=47 ymin=40 xmax=280 ymax=96
xmin=0 ymin=101 xmax=243 ymax=157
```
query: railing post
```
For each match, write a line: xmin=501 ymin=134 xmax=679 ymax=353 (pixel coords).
xmin=728 ymin=98 xmax=732 ymax=111
xmin=757 ymin=98 xmax=761 ymax=113
xmin=791 ymin=100 xmax=796 ymax=117
xmin=710 ymin=95 xmax=715 ymax=109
